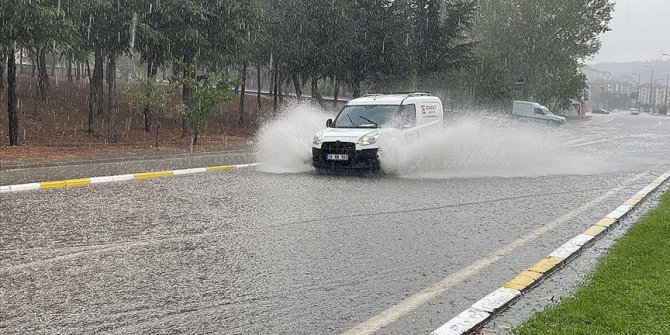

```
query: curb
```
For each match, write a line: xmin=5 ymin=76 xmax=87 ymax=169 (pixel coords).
xmin=0 ymin=149 xmax=252 ymax=171
xmin=431 ymin=170 xmax=670 ymax=335
xmin=0 ymin=163 xmax=260 ymax=193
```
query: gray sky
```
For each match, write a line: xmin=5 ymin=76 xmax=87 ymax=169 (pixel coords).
xmin=587 ymin=0 xmax=670 ymax=64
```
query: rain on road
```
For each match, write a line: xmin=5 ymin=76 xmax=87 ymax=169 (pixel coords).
xmin=1 ymin=113 xmax=669 ymax=334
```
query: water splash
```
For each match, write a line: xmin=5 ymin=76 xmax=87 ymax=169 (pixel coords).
xmin=380 ymin=114 xmax=594 ymax=178
xmin=254 ymin=102 xmax=333 ymax=173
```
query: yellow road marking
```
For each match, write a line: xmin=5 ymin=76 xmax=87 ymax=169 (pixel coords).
xmin=64 ymin=178 xmax=91 ymax=186
xmin=39 ymin=180 xmax=67 ymax=188
xmin=503 ymin=270 xmax=542 ymax=291
xmin=134 ymin=171 xmax=173 ymax=179
xmin=583 ymin=225 xmax=607 ymax=237
xmin=526 ymin=256 xmax=562 ymax=274
xmin=594 ymin=217 xmax=617 ymax=228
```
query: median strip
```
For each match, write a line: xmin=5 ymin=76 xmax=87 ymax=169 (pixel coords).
xmin=0 ymin=163 xmax=259 ymax=193
xmin=431 ymin=170 xmax=670 ymax=335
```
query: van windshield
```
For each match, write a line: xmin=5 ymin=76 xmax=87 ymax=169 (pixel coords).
xmin=333 ymin=105 xmax=406 ymax=128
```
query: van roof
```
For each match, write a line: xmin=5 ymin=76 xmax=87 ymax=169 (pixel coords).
xmin=348 ymin=93 xmax=440 ymax=106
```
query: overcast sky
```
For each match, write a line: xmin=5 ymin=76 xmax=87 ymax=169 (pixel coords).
xmin=587 ymin=0 xmax=670 ymax=64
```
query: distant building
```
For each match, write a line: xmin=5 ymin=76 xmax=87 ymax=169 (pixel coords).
xmin=582 ymin=66 xmax=639 ymax=110
xmin=639 ymin=84 xmax=668 ymax=109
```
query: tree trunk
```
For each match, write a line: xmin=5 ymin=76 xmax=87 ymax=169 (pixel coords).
xmin=256 ymin=57 xmax=262 ymax=112
xmin=30 ymin=52 xmax=36 ymax=78
xmin=278 ymin=71 xmax=284 ymax=102
xmin=143 ymin=61 xmax=155 ymax=133
xmin=50 ymin=52 xmax=56 ymax=76
xmin=0 ymin=51 xmax=5 ymax=90
xmin=239 ymin=60 xmax=248 ymax=127
xmin=67 ymin=54 xmax=73 ymax=82
xmin=272 ymin=61 xmax=278 ymax=114
xmin=86 ymin=60 xmax=95 ymax=133
xmin=292 ymin=72 xmax=302 ymax=100
xmin=193 ymin=129 xmax=199 ymax=146
xmin=333 ymin=77 xmax=339 ymax=107
xmin=310 ymin=72 xmax=322 ymax=105
xmin=181 ymin=61 xmax=194 ymax=137
xmin=154 ymin=122 xmax=161 ymax=147
xmin=94 ymin=50 xmax=104 ymax=116
xmin=353 ymin=80 xmax=361 ymax=98
xmin=37 ymin=47 xmax=50 ymax=101
xmin=75 ymin=61 xmax=81 ymax=81
xmin=18 ymin=49 xmax=24 ymax=74
xmin=106 ymin=52 xmax=118 ymax=143
xmin=7 ymin=47 xmax=19 ymax=146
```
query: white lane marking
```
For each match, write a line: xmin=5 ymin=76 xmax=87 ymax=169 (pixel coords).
xmin=9 ymin=183 xmax=41 ymax=191
xmin=592 ymin=117 xmax=616 ymax=126
xmin=432 ymin=308 xmax=490 ymax=335
xmin=90 ymin=176 xmax=116 ymax=184
xmin=651 ymin=121 xmax=662 ymax=129
xmin=548 ymin=234 xmax=594 ymax=259
xmin=341 ymin=171 xmax=649 ymax=335
xmin=471 ymin=287 xmax=521 ymax=314
xmin=605 ymin=204 xmax=634 ymax=219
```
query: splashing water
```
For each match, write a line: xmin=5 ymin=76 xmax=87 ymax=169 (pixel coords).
xmin=380 ymin=115 xmax=595 ymax=178
xmin=254 ymin=108 xmax=619 ymax=178
xmin=254 ymin=102 xmax=333 ymax=173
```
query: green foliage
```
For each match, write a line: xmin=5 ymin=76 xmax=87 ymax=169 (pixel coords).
xmin=515 ymin=189 xmax=670 ymax=334
xmin=472 ymin=0 xmax=613 ymax=104
xmin=120 ymin=76 xmax=174 ymax=120
xmin=1 ymin=0 xmax=74 ymax=49
xmin=1 ymin=0 xmax=616 ymax=145
xmin=171 ymin=73 xmax=236 ymax=144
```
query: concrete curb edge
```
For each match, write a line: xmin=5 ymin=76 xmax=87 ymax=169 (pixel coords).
xmin=0 ymin=163 xmax=260 ymax=193
xmin=430 ymin=170 xmax=670 ymax=335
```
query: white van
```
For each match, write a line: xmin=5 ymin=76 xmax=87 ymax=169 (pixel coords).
xmin=312 ymin=93 xmax=443 ymax=171
xmin=512 ymin=101 xmax=566 ymax=125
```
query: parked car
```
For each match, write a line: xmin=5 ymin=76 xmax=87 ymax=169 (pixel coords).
xmin=630 ymin=108 xmax=639 ymax=115
xmin=592 ymin=108 xmax=609 ymax=114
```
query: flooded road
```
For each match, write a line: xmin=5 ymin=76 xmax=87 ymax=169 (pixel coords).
xmin=1 ymin=113 xmax=669 ymax=334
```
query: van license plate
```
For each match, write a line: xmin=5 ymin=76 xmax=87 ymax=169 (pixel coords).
xmin=327 ymin=154 xmax=348 ymax=161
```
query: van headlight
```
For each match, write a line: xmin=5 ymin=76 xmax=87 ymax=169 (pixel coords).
xmin=313 ymin=131 xmax=324 ymax=145
xmin=358 ymin=132 xmax=380 ymax=146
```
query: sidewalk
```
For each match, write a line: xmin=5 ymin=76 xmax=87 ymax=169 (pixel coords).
xmin=0 ymin=149 xmax=255 ymax=185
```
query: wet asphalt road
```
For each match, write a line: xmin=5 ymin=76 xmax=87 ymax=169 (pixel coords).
xmin=1 ymin=112 xmax=669 ymax=334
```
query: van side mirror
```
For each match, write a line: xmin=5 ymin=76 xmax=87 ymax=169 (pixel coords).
xmin=326 ymin=119 xmax=333 ymax=127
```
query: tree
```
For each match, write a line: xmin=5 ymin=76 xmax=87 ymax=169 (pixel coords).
xmin=1 ymin=0 xmax=69 ymax=145
xmin=134 ymin=0 xmax=173 ymax=132
xmin=473 ymin=0 xmax=613 ymax=104
xmin=172 ymin=74 xmax=236 ymax=145
xmin=120 ymin=76 xmax=174 ymax=147
xmin=144 ymin=0 xmax=248 ymax=137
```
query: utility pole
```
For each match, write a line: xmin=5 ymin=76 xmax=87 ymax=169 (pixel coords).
xmin=642 ymin=65 xmax=654 ymax=112
xmin=665 ymin=74 xmax=669 ymax=114
xmin=631 ymin=72 xmax=641 ymax=109
xmin=664 ymin=54 xmax=670 ymax=114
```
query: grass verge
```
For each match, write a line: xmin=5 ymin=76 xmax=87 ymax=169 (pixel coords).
xmin=513 ymin=188 xmax=670 ymax=335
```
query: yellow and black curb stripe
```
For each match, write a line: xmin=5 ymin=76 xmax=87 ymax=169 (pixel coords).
xmin=431 ymin=171 xmax=670 ymax=335
xmin=0 ymin=163 xmax=259 ymax=193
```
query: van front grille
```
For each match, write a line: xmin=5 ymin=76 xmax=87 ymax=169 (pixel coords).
xmin=321 ymin=141 xmax=356 ymax=154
